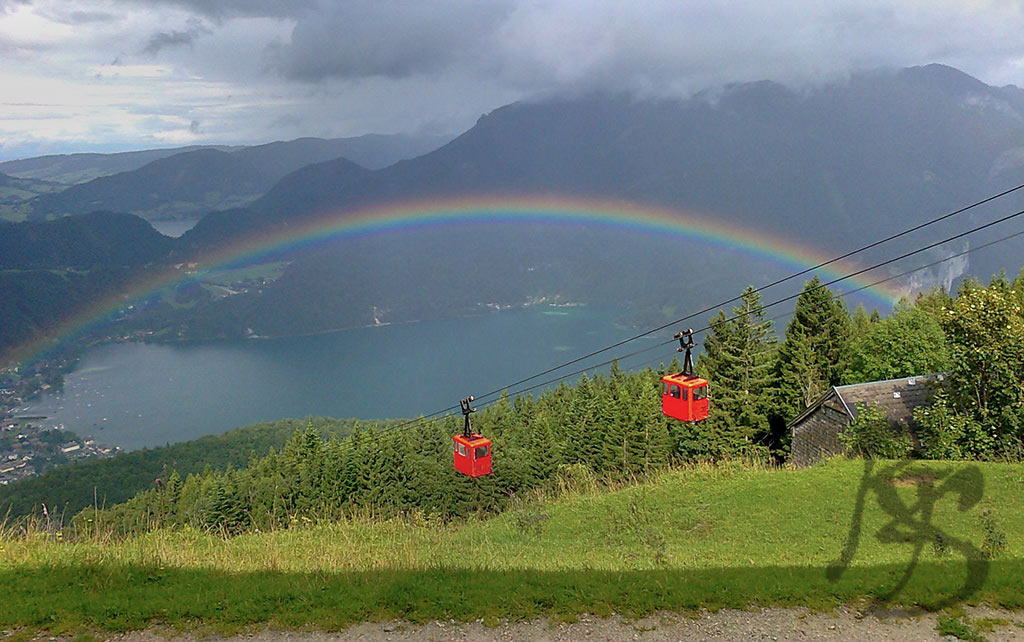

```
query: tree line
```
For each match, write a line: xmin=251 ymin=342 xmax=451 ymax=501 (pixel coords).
xmin=0 ymin=417 xmax=365 ymax=519
xmin=695 ymin=272 xmax=1023 ymax=462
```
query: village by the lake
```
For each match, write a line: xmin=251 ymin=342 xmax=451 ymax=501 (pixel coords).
xmin=1 ymin=368 xmax=120 ymax=486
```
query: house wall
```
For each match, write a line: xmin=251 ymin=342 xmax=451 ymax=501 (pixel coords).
xmin=790 ymin=395 xmax=851 ymax=466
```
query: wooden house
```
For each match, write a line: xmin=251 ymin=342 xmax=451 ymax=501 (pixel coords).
xmin=789 ymin=374 xmax=942 ymax=466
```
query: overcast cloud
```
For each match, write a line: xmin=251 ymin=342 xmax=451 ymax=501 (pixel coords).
xmin=1 ymin=0 xmax=1023 ymax=160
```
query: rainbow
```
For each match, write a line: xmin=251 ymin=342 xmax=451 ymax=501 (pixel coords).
xmin=3 ymin=194 xmax=903 ymax=369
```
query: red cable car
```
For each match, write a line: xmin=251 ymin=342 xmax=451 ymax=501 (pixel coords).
xmin=661 ymin=329 xmax=709 ymax=423
xmin=453 ymin=396 xmax=492 ymax=477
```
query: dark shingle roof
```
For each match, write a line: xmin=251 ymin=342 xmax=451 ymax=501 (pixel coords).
xmin=834 ymin=374 xmax=943 ymax=426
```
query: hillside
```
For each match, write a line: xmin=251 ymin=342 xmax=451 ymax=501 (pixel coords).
xmin=18 ymin=134 xmax=452 ymax=224
xmin=0 ymin=173 xmax=63 ymax=222
xmin=0 ymin=211 xmax=173 ymax=270
xmin=0 ymin=134 xmax=450 ymax=186
xmin=0 ymin=211 xmax=181 ymax=358
xmin=0 ymin=212 xmax=177 ymax=360
xmin=0 ymin=145 xmax=227 ymax=184
xmin=1 ymin=459 xmax=1021 ymax=634
xmin=0 ymin=265 xmax=141 ymax=361
xmin=23 ymin=149 xmax=276 ymax=222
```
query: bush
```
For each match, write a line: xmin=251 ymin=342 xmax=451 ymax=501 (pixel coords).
xmin=914 ymin=389 xmax=995 ymax=460
xmin=839 ymin=403 xmax=912 ymax=459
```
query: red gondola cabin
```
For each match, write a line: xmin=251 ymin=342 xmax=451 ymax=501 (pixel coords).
xmin=661 ymin=373 xmax=709 ymax=423
xmin=453 ymin=395 xmax=493 ymax=478
xmin=453 ymin=433 xmax=492 ymax=478
xmin=661 ymin=328 xmax=709 ymax=423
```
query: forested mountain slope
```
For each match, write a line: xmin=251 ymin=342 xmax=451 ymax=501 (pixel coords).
xmin=0 ymin=211 xmax=173 ymax=269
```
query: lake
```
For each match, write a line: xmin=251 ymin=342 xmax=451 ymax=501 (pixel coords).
xmin=26 ymin=306 xmax=664 ymax=450
xmin=150 ymin=218 xmax=199 ymax=237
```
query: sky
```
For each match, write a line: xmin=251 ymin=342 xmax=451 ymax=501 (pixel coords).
xmin=1 ymin=0 xmax=1023 ymax=161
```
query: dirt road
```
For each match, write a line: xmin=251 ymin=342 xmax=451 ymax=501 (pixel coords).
xmin=106 ymin=606 xmax=1024 ymax=641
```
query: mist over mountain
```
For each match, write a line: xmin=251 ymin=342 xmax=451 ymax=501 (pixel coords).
xmin=186 ymin=65 xmax=1024 ymax=251
xmin=231 ymin=134 xmax=453 ymax=175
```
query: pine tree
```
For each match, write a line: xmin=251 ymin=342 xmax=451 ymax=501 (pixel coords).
xmin=774 ymin=277 xmax=851 ymax=419
xmin=780 ymin=329 xmax=829 ymax=408
xmin=849 ymin=304 xmax=875 ymax=343
xmin=695 ymin=287 xmax=777 ymax=457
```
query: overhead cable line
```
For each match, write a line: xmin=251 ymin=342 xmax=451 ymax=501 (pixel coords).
xmin=631 ymin=224 xmax=1024 ymax=373
xmin=353 ymin=184 xmax=1024 ymax=432
xmin=461 ymin=182 xmax=1024 ymax=405
xmin=469 ymin=204 xmax=1024 ymax=408
xmin=332 ymin=218 xmax=1024 ymax=451
xmin=479 ymin=217 xmax=1024 ymax=406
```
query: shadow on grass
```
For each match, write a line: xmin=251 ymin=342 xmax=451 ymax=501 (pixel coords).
xmin=827 ymin=459 xmax=988 ymax=611
xmin=1 ymin=558 xmax=1022 ymax=633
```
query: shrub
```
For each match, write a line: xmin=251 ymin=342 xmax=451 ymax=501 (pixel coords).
xmin=839 ymin=403 xmax=912 ymax=459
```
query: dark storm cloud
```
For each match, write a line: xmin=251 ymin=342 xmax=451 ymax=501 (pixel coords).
xmin=3 ymin=0 xmax=1024 ymax=156
xmin=277 ymin=0 xmax=513 ymax=81
xmin=266 ymin=0 xmax=1024 ymax=97
xmin=141 ymin=18 xmax=211 ymax=56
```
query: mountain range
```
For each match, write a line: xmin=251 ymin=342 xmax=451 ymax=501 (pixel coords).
xmin=0 ymin=133 xmax=451 ymax=222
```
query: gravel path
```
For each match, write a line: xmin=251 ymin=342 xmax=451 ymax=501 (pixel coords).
xmin=101 ymin=606 xmax=1024 ymax=642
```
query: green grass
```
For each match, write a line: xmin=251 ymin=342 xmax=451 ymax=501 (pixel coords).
xmin=0 ymin=206 xmax=28 ymax=222
xmin=0 ymin=178 xmax=64 ymax=221
xmin=1 ymin=459 xmax=1023 ymax=634
xmin=199 ymin=261 xmax=289 ymax=287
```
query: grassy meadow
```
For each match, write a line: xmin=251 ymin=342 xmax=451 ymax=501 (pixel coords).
xmin=1 ymin=458 xmax=1022 ymax=634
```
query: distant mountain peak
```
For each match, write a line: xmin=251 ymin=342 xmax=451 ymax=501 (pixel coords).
xmin=898 ymin=63 xmax=990 ymax=94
